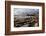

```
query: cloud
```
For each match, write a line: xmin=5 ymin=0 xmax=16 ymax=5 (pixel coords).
xmin=14 ymin=8 xmax=39 ymax=16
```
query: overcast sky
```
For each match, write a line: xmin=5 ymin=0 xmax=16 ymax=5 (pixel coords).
xmin=14 ymin=8 xmax=39 ymax=16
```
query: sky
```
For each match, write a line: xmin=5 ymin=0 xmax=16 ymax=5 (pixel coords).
xmin=14 ymin=8 xmax=39 ymax=16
